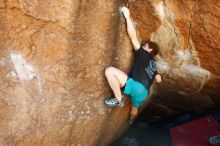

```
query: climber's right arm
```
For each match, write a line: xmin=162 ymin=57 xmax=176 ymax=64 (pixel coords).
xmin=121 ymin=7 xmax=140 ymax=51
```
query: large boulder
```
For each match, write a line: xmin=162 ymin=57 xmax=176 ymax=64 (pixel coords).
xmin=0 ymin=0 xmax=219 ymax=145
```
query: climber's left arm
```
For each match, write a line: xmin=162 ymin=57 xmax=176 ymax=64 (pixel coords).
xmin=121 ymin=7 xmax=140 ymax=51
xmin=155 ymin=74 xmax=162 ymax=83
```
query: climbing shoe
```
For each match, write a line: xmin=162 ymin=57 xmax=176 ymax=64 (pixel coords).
xmin=128 ymin=117 xmax=134 ymax=125
xmin=105 ymin=96 xmax=124 ymax=107
xmin=209 ymin=135 xmax=220 ymax=145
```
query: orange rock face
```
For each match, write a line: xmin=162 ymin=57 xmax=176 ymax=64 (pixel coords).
xmin=0 ymin=0 xmax=220 ymax=145
xmin=147 ymin=0 xmax=220 ymax=111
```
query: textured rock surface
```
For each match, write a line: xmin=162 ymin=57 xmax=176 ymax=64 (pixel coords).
xmin=0 ymin=0 xmax=220 ymax=146
xmin=149 ymin=0 xmax=220 ymax=112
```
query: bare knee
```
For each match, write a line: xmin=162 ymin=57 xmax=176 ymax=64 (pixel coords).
xmin=105 ymin=66 xmax=115 ymax=77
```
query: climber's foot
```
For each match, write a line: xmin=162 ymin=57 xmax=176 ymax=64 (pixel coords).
xmin=104 ymin=96 xmax=124 ymax=107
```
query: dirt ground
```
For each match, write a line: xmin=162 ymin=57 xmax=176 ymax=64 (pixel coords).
xmin=111 ymin=109 xmax=220 ymax=146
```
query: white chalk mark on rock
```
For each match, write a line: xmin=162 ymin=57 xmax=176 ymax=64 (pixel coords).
xmin=10 ymin=53 xmax=37 ymax=80
xmin=156 ymin=60 xmax=171 ymax=73
xmin=155 ymin=1 xmax=165 ymax=20
xmin=176 ymin=50 xmax=191 ymax=61
xmin=6 ymin=71 xmax=18 ymax=80
xmin=180 ymin=64 xmax=210 ymax=78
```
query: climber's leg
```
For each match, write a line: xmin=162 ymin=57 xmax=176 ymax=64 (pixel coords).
xmin=130 ymin=106 xmax=138 ymax=120
xmin=127 ymin=106 xmax=138 ymax=125
xmin=104 ymin=67 xmax=128 ymax=106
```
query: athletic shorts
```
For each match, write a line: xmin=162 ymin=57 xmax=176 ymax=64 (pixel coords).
xmin=121 ymin=78 xmax=148 ymax=108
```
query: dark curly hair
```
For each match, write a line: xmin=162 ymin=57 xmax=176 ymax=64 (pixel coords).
xmin=141 ymin=40 xmax=160 ymax=57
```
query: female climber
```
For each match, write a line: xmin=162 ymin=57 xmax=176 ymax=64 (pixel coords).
xmin=104 ymin=7 xmax=162 ymax=124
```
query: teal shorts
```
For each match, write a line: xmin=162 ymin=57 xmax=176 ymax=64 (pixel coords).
xmin=122 ymin=78 xmax=148 ymax=108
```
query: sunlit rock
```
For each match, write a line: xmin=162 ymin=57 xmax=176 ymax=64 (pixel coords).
xmin=0 ymin=0 xmax=220 ymax=145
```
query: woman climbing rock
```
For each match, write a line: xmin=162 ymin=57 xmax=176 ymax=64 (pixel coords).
xmin=104 ymin=6 xmax=162 ymax=124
